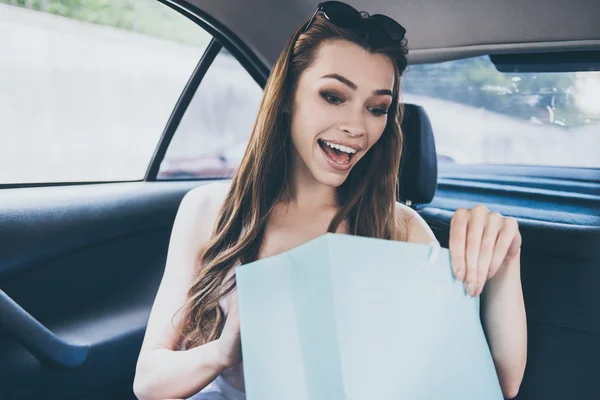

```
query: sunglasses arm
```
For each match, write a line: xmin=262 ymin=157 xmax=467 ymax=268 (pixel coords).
xmin=304 ymin=6 xmax=324 ymax=33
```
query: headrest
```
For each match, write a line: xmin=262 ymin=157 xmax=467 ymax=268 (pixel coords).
xmin=398 ymin=104 xmax=438 ymax=205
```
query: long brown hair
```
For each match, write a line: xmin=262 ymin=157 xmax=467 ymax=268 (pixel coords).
xmin=176 ymin=15 xmax=410 ymax=349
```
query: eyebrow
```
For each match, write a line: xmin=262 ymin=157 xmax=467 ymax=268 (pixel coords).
xmin=321 ymin=73 xmax=393 ymax=97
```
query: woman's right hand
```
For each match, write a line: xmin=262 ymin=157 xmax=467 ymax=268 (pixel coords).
xmin=216 ymin=291 xmax=242 ymax=369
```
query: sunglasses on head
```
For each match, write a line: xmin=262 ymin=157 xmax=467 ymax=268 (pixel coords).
xmin=304 ymin=1 xmax=407 ymax=42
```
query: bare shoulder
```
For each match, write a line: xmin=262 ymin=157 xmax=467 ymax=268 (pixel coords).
xmin=395 ymin=201 xmax=438 ymax=245
xmin=183 ymin=180 xmax=231 ymax=207
xmin=179 ymin=181 xmax=231 ymax=240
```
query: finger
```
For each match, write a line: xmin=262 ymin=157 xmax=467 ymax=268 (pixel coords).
xmin=506 ymin=222 xmax=522 ymax=261
xmin=449 ymin=208 xmax=469 ymax=282
xmin=475 ymin=212 xmax=503 ymax=296
xmin=489 ymin=217 xmax=520 ymax=279
xmin=465 ymin=205 xmax=487 ymax=296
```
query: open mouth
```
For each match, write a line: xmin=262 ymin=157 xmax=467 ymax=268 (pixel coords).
xmin=318 ymin=139 xmax=357 ymax=166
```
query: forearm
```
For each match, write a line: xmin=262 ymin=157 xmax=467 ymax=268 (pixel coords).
xmin=133 ymin=339 xmax=227 ymax=400
xmin=481 ymin=252 xmax=527 ymax=399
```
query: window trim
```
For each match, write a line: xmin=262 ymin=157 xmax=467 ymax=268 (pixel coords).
xmin=144 ymin=38 xmax=222 ymax=181
xmin=158 ymin=0 xmax=269 ymax=88
xmin=438 ymin=164 xmax=600 ymax=184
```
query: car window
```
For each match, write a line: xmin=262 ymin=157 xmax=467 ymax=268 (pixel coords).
xmin=402 ymin=56 xmax=600 ymax=168
xmin=0 ymin=0 xmax=210 ymax=184
xmin=158 ymin=48 xmax=263 ymax=180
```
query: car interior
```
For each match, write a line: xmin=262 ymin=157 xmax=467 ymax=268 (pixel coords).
xmin=1 ymin=0 xmax=599 ymax=399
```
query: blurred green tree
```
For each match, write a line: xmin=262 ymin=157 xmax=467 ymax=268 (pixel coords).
xmin=0 ymin=0 xmax=211 ymax=46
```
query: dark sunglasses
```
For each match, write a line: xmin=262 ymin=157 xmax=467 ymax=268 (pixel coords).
xmin=304 ymin=1 xmax=406 ymax=41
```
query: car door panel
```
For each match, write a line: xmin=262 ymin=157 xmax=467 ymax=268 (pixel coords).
xmin=0 ymin=182 xmax=202 ymax=400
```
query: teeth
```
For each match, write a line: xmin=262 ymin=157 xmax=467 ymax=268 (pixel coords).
xmin=323 ymin=140 xmax=357 ymax=154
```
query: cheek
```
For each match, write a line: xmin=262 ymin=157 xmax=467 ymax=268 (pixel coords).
xmin=292 ymin=98 xmax=331 ymax=142
xmin=290 ymin=108 xmax=316 ymax=156
xmin=366 ymin=119 xmax=387 ymax=150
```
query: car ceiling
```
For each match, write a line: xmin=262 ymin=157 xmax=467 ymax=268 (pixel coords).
xmin=180 ymin=0 xmax=600 ymax=66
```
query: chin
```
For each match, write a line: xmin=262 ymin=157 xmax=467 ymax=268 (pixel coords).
xmin=309 ymin=161 xmax=353 ymax=188
xmin=315 ymin=172 xmax=348 ymax=188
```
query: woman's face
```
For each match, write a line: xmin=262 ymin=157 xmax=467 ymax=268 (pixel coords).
xmin=290 ymin=39 xmax=395 ymax=188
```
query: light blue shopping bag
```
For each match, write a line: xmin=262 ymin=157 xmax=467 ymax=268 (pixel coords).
xmin=236 ymin=233 xmax=503 ymax=400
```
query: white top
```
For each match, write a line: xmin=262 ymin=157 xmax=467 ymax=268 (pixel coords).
xmin=187 ymin=372 xmax=246 ymax=400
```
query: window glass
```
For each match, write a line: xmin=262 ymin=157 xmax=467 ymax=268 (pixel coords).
xmin=0 ymin=0 xmax=210 ymax=184
xmin=158 ymin=48 xmax=263 ymax=179
xmin=402 ymin=56 xmax=600 ymax=168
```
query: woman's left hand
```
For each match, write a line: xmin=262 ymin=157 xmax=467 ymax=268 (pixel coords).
xmin=449 ymin=204 xmax=522 ymax=297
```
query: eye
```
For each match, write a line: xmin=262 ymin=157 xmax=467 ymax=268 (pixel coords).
xmin=320 ymin=91 xmax=344 ymax=105
xmin=368 ymin=107 xmax=389 ymax=117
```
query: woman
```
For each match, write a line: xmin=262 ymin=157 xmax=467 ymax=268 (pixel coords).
xmin=133 ymin=2 xmax=527 ymax=399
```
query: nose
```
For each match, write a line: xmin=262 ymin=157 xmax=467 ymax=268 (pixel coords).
xmin=338 ymin=114 xmax=366 ymax=138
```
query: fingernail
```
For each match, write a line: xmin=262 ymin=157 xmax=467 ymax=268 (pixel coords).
xmin=465 ymin=282 xmax=475 ymax=296
xmin=454 ymin=269 xmax=463 ymax=281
